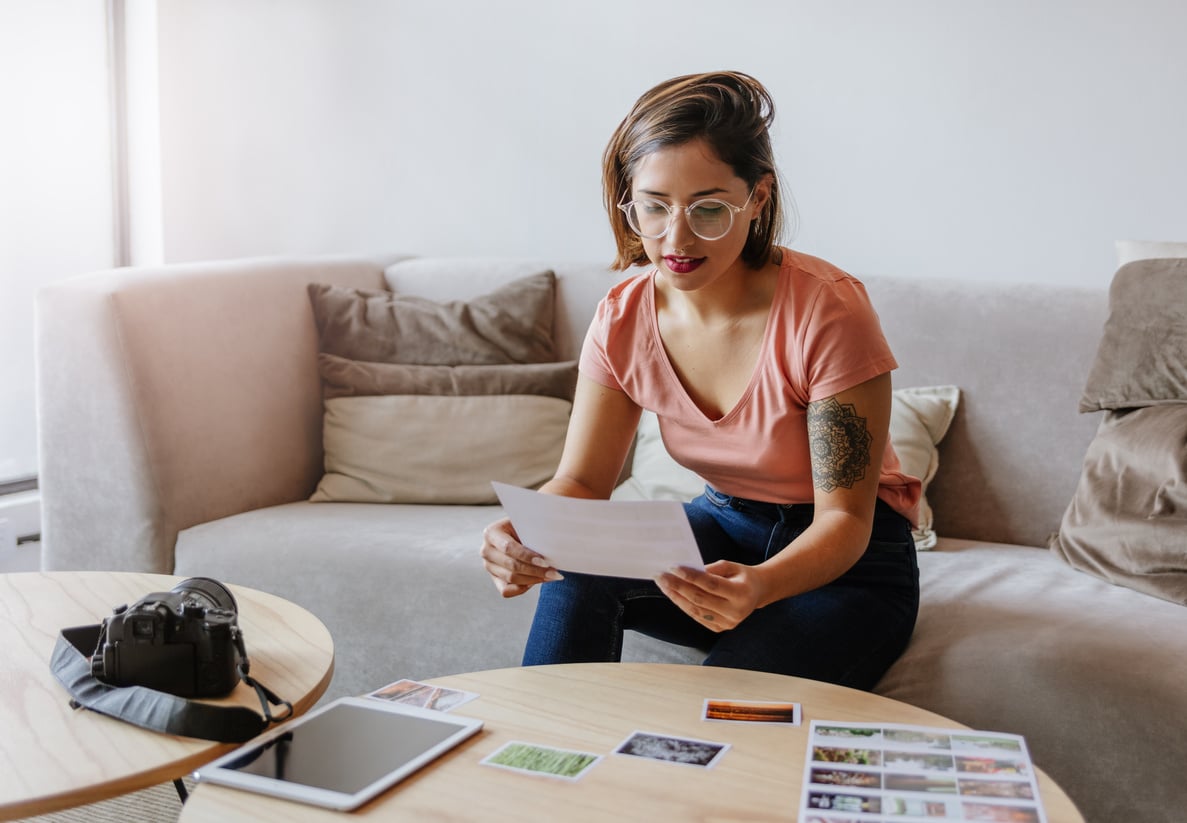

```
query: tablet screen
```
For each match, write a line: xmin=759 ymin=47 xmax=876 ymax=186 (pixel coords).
xmin=195 ymin=697 xmax=483 ymax=808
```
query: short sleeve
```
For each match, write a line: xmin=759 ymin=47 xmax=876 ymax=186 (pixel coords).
xmin=800 ymin=276 xmax=898 ymax=401
xmin=578 ymin=296 xmax=623 ymax=391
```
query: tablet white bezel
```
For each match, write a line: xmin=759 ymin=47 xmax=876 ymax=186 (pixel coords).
xmin=192 ymin=695 xmax=483 ymax=811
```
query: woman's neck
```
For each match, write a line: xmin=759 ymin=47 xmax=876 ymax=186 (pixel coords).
xmin=656 ymin=255 xmax=780 ymax=327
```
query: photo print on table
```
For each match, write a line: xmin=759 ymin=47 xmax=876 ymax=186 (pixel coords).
xmin=703 ymin=698 xmax=801 ymax=725
xmin=614 ymin=730 xmax=729 ymax=768
xmin=480 ymin=741 xmax=602 ymax=781
xmin=366 ymin=678 xmax=478 ymax=712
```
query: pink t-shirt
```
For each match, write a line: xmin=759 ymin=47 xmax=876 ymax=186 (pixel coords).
xmin=580 ymin=248 xmax=922 ymax=523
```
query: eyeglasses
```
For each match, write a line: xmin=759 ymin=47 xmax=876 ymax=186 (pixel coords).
xmin=618 ymin=189 xmax=754 ymax=241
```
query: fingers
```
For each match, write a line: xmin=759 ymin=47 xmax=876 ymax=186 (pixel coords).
xmin=480 ymin=518 xmax=563 ymax=597
xmin=655 ymin=564 xmax=751 ymax=632
xmin=657 ymin=580 xmax=723 ymax=631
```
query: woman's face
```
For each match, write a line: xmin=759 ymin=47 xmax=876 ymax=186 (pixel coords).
xmin=629 ymin=138 xmax=768 ymax=293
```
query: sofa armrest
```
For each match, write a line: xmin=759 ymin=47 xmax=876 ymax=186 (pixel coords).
xmin=36 ymin=254 xmax=396 ymax=573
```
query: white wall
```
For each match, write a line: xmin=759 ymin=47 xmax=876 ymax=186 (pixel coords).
xmin=4 ymin=0 xmax=1186 ymax=485
xmin=0 ymin=2 xmax=113 ymax=482
xmin=153 ymin=0 xmax=1187 ymax=286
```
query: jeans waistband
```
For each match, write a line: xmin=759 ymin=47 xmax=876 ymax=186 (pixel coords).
xmin=704 ymin=485 xmax=903 ymax=526
xmin=704 ymin=485 xmax=812 ymax=522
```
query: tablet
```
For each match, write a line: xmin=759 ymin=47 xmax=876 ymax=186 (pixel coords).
xmin=192 ymin=696 xmax=483 ymax=810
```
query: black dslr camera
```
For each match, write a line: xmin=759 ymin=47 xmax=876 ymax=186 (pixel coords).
xmin=90 ymin=577 xmax=243 ymax=698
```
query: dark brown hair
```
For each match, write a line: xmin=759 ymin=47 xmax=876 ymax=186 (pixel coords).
xmin=602 ymin=71 xmax=786 ymax=270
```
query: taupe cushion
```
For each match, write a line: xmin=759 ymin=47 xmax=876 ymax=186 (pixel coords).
xmin=308 ymin=270 xmax=558 ymax=365
xmin=1054 ymin=257 xmax=1187 ymax=604
xmin=1050 ymin=405 xmax=1187 ymax=605
xmin=1079 ymin=257 xmax=1187 ymax=412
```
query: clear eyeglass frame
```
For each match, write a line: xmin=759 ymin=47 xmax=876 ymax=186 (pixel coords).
xmin=617 ymin=189 xmax=754 ymax=241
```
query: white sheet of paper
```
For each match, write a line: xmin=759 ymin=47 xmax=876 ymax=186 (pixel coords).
xmin=491 ymin=482 xmax=704 ymax=579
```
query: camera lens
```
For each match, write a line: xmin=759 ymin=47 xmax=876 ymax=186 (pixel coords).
xmin=171 ymin=577 xmax=238 ymax=615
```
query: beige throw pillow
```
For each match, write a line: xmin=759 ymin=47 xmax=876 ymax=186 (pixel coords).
xmin=612 ymin=385 xmax=960 ymax=549
xmin=312 ymin=395 xmax=572 ymax=504
xmin=889 ymin=385 xmax=960 ymax=549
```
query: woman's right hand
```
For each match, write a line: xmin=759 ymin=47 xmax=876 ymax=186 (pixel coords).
xmin=480 ymin=517 xmax=564 ymax=598
xmin=480 ymin=377 xmax=637 ymax=598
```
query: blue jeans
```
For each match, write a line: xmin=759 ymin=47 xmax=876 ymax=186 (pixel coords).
xmin=522 ymin=486 xmax=920 ymax=690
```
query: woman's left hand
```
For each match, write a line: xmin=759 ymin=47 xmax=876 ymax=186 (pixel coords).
xmin=655 ymin=561 xmax=769 ymax=632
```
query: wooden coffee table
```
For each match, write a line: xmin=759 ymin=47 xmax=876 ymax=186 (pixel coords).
xmin=177 ymin=663 xmax=1084 ymax=822
xmin=0 ymin=571 xmax=334 ymax=821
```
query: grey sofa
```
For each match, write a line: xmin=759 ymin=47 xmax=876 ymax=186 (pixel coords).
xmin=37 ymin=253 xmax=1187 ymax=822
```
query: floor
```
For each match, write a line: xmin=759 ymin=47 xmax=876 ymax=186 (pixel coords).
xmin=18 ymin=779 xmax=191 ymax=822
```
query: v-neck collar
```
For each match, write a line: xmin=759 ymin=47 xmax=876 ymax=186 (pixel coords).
xmin=644 ymin=257 xmax=787 ymax=426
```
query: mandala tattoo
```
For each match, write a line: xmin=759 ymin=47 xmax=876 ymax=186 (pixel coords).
xmin=806 ymin=397 xmax=873 ymax=492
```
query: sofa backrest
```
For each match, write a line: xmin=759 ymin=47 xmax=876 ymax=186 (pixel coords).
xmin=387 ymin=258 xmax=1110 ymax=547
xmin=864 ymin=275 xmax=1107 ymax=547
xmin=37 ymin=251 xmax=1109 ymax=574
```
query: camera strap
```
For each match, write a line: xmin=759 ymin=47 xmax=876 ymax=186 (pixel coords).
xmin=51 ymin=624 xmax=293 ymax=743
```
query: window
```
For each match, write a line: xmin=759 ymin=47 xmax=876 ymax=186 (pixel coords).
xmin=0 ymin=3 xmax=117 ymax=484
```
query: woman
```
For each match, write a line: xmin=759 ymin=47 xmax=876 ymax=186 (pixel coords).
xmin=480 ymin=71 xmax=921 ymax=690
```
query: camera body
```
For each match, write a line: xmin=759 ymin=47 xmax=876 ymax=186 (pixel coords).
xmin=90 ymin=577 xmax=243 ymax=698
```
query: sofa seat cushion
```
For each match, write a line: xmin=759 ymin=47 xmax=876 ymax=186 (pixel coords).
xmin=173 ymin=501 xmax=541 ymax=699
xmin=879 ymin=538 xmax=1187 ymax=821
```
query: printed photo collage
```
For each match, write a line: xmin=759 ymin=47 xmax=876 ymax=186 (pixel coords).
xmin=799 ymin=721 xmax=1048 ymax=823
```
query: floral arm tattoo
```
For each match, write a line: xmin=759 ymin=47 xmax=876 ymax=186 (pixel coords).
xmin=806 ymin=397 xmax=873 ymax=492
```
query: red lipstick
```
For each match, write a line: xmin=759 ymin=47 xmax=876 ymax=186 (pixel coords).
xmin=664 ymin=256 xmax=704 ymax=274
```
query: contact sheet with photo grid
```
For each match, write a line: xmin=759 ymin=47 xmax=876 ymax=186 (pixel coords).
xmin=799 ymin=720 xmax=1047 ymax=823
